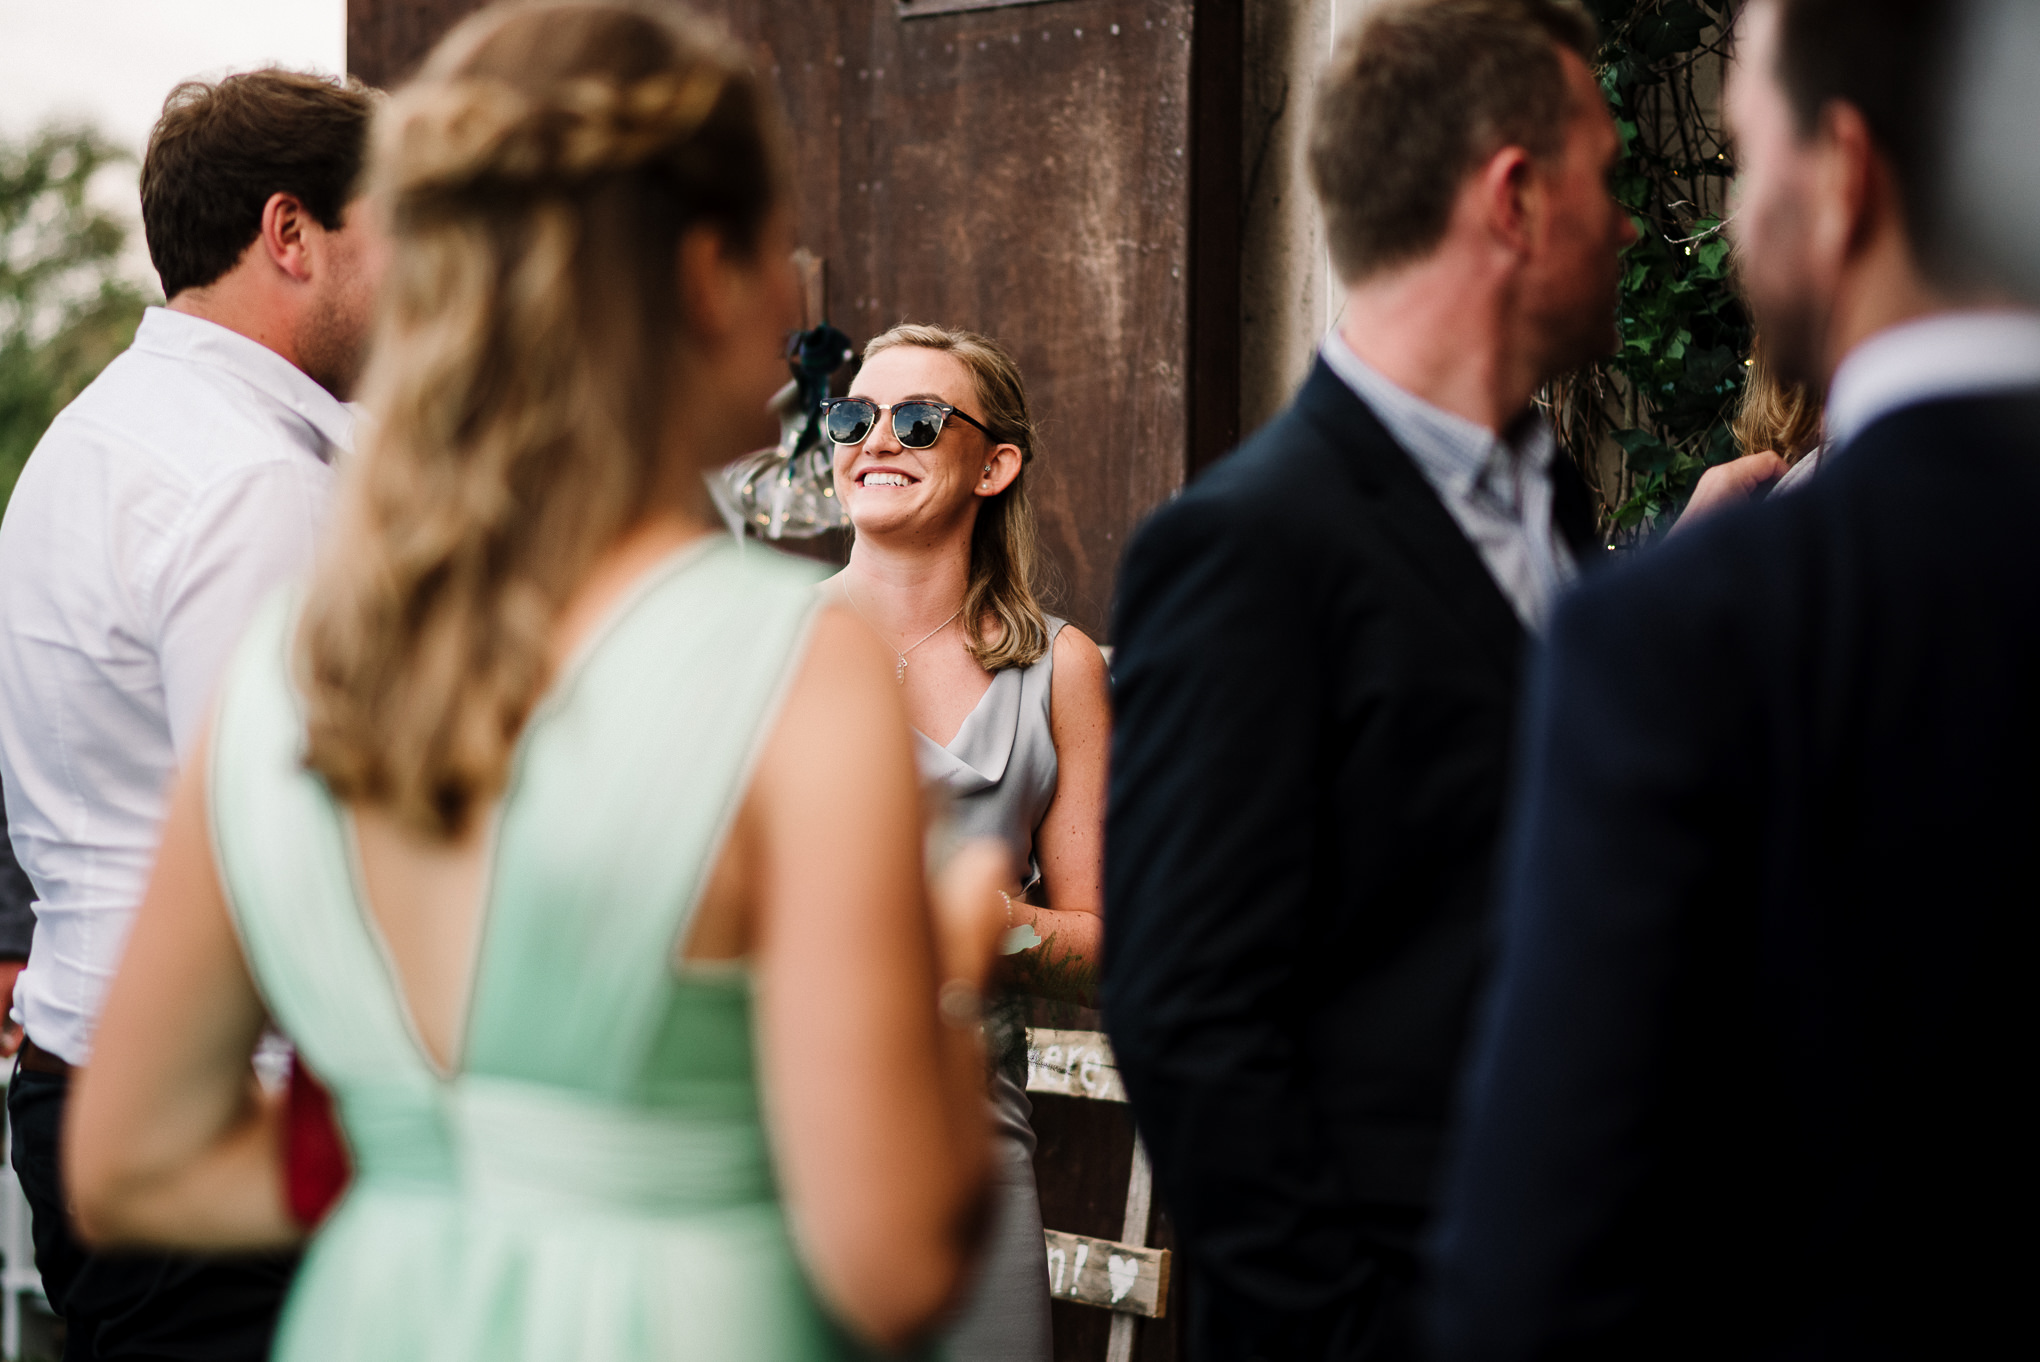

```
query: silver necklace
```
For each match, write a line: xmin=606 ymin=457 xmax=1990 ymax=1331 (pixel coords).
xmin=846 ymin=587 xmax=962 ymax=683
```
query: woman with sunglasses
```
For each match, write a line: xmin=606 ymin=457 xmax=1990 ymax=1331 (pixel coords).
xmin=822 ymin=324 xmax=1110 ymax=1362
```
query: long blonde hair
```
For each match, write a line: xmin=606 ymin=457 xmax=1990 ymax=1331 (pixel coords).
xmin=1733 ymin=334 xmax=1823 ymax=465
xmin=861 ymin=324 xmax=1052 ymax=672
xmin=297 ymin=0 xmax=785 ymax=839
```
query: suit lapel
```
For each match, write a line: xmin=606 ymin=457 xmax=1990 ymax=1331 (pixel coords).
xmin=1293 ymin=360 xmax=1526 ymax=682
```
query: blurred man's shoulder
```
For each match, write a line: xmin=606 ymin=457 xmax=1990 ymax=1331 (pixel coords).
xmin=1138 ymin=394 xmax=1361 ymax=548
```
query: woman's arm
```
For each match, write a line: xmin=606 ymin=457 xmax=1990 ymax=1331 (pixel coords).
xmin=1003 ymin=624 xmax=1110 ymax=1002
xmin=746 ymin=606 xmax=1004 ymax=1350
xmin=66 ymin=736 xmax=299 ymax=1250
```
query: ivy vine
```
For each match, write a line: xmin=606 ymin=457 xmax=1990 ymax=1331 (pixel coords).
xmin=1553 ymin=0 xmax=1748 ymax=538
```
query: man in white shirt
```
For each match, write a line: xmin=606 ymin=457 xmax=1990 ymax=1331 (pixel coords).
xmin=0 ymin=69 xmax=379 ymax=1362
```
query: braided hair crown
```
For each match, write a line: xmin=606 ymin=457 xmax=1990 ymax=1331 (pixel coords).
xmin=381 ymin=66 xmax=727 ymax=201
xmin=299 ymin=0 xmax=787 ymax=840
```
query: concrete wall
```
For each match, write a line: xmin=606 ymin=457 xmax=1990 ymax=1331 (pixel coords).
xmin=1239 ymin=0 xmax=1378 ymax=436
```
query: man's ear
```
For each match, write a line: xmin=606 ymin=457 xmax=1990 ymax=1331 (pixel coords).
xmin=1814 ymin=99 xmax=1884 ymax=261
xmin=1476 ymin=145 xmax=1539 ymax=258
xmin=259 ymin=192 xmax=316 ymax=284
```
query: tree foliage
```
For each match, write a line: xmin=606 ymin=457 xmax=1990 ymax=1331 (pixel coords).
xmin=1 ymin=126 xmax=156 ymax=514
xmin=1554 ymin=0 xmax=1747 ymax=539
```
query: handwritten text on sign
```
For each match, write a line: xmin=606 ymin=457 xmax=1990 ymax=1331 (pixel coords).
xmin=1025 ymin=1029 xmax=1127 ymax=1103
xmin=1043 ymin=1229 xmax=1171 ymax=1318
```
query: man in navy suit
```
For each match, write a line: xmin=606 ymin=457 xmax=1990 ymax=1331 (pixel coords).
xmin=1428 ymin=2 xmax=2040 ymax=1358
xmin=1104 ymin=3 xmax=1633 ymax=1357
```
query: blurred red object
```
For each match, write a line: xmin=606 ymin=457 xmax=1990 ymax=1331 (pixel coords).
xmin=284 ymin=1053 xmax=351 ymax=1228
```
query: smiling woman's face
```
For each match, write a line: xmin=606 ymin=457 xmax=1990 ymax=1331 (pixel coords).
xmin=834 ymin=344 xmax=1006 ymax=541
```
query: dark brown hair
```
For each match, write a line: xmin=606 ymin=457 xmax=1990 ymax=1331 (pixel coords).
xmin=1766 ymin=0 xmax=1957 ymax=283
xmin=298 ymin=0 xmax=787 ymax=838
xmin=141 ymin=69 xmax=377 ymax=299
xmin=1309 ymin=0 xmax=1598 ymax=282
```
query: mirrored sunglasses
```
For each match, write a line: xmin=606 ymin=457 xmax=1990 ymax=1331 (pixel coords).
xmin=821 ymin=398 xmax=994 ymax=450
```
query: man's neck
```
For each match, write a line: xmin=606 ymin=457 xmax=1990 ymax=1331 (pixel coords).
xmin=1337 ymin=255 xmax=1540 ymax=435
xmin=166 ymin=284 xmax=302 ymax=375
xmin=1819 ymin=245 xmax=1959 ymax=392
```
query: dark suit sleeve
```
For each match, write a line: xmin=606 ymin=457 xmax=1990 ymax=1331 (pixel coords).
xmin=0 ymin=782 xmax=36 ymax=961
xmin=1426 ymin=556 xmax=1754 ymax=1361
xmin=1105 ymin=492 xmax=1372 ymax=1345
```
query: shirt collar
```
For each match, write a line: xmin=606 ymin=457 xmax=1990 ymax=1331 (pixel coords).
xmin=1826 ymin=309 xmax=2040 ymax=450
xmin=1320 ymin=328 xmax=1554 ymax=500
xmin=130 ymin=306 xmax=356 ymax=460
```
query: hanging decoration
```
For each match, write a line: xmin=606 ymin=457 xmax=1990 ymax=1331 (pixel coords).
xmin=713 ymin=322 xmax=856 ymax=540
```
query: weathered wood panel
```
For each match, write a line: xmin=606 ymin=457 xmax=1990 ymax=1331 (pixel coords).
xmin=1027 ymin=1027 xmax=1127 ymax=1103
xmin=350 ymin=0 xmax=1241 ymax=641
xmin=1032 ymin=1092 xmax=1186 ymax=1360
xmin=898 ymin=0 xmax=1079 ymax=16
xmin=1043 ymin=1229 xmax=1171 ymax=1317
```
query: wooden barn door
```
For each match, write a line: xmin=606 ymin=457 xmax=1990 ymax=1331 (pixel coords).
xmin=348 ymin=0 xmax=1240 ymax=644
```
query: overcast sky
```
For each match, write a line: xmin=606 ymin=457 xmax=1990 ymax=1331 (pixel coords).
xmin=0 ymin=0 xmax=345 ymax=148
xmin=0 ymin=0 xmax=344 ymax=287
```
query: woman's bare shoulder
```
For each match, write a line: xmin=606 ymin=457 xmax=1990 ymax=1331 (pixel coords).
xmin=1050 ymin=623 xmax=1109 ymax=692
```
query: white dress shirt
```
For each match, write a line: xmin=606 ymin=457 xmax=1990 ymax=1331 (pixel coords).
xmin=1824 ymin=309 xmax=2040 ymax=451
xmin=1321 ymin=330 xmax=1578 ymax=630
xmin=0 ymin=307 xmax=349 ymax=1064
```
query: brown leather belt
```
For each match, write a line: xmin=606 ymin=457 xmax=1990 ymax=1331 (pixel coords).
xmin=16 ymin=1037 xmax=72 ymax=1077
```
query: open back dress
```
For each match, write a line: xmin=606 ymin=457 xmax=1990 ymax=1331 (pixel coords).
xmin=207 ymin=539 xmax=857 ymax=1361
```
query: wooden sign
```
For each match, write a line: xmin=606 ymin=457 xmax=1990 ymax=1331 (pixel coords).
xmin=1026 ymin=1029 xmax=1126 ymax=1104
xmin=897 ymin=0 xmax=1074 ymax=16
xmin=1044 ymin=1228 xmax=1171 ymax=1319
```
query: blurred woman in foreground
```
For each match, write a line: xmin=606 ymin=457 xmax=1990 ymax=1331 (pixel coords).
xmin=824 ymin=324 xmax=1112 ymax=1361
xmin=64 ymin=4 xmax=1004 ymax=1358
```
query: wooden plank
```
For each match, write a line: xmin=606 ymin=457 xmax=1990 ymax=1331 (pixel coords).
xmin=898 ymin=0 xmax=1073 ymax=16
xmin=1105 ymin=1133 xmax=1155 ymax=1361
xmin=1026 ymin=1028 xmax=1125 ymax=1103
xmin=1043 ymin=1229 xmax=1171 ymax=1318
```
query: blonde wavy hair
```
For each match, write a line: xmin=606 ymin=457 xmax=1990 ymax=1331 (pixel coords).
xmin=1733 ymin=333 xmax=1823 ymax=465
xmin=296 ymin=0 xmax=786 ymax=839
xmin=862 ymin=324 xmax=1052 ymax=673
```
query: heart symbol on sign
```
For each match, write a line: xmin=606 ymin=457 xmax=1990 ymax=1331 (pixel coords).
xmin=1107 ymin=1254 xmax=1139 ymax=1303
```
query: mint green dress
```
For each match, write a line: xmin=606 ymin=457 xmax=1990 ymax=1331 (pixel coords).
xmin=208 ymin=540 xmax=859 ymax=1362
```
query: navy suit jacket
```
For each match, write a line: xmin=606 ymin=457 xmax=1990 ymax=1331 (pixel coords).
xmin=1429 ymin=392 xmax=2040 ymax=1361
xmin=1106 ymin=360 xmax=1595 ymax=1359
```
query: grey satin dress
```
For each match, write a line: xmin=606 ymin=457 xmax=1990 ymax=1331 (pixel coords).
xmin=916 ymin=617 xmax=1066 ymax=1362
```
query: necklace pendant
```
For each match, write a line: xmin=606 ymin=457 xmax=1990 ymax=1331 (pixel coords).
xmin=895 ymin=657 xmax=908 ymax=684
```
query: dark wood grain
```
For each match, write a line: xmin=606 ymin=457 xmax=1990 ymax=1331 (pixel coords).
xmin=702 ymin=1 xmax=1199 ymax=638
xmin=350 ymin=0 xmax=1239 ymax=641
xmin=1032 ymin=1093 xmax=1187 ymax=1360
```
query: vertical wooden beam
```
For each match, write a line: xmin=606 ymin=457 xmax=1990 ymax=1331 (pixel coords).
xmin=1188 ymin=0 xmax=1245 ymax=477
xmin=348 ymin=0 xmax=489 ymax=88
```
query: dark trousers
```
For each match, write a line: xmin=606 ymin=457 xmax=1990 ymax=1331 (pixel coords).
xmin=1190 ymin=1203 xmax=1425 ymax=1362
xmin=7 ymin=1066 xmax=297 ymax=1362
